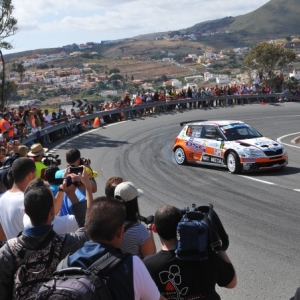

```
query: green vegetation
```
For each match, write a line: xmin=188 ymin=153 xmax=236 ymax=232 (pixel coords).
xmin=0 ymin=0 xmax=18 ymax=109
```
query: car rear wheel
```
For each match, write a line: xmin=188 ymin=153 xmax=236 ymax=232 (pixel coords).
xmin=174 ymin=147 xmax=187 ymax=165
xmin=227 ymin=151 xmax=241 ymax=174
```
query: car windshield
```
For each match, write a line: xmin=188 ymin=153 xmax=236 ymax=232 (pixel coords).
xmin=219 ymin=124 xmax=262 ymax=141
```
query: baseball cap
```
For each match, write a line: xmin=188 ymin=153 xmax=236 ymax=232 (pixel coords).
xmin=114 ymin=182 xmax=144 ymax=202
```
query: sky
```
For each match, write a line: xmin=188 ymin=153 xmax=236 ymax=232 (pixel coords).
xmin=3 ymin=0 xmax=271 ymax=54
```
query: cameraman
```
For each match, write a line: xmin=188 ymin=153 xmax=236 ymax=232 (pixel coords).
xmin=143 ymin=205 xmax=237 ymax=300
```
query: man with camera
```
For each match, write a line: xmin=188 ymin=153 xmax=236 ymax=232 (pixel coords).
xmin=143 ymin=205 xmax=237 ymax=300
xmin=57 ymin=148 xmax=97 ymax=216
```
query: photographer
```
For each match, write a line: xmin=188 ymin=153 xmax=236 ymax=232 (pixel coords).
xmin=143 ymin=205 xmax=237 ymax=300
xmin=56 ymin=148 xmax=97 ymax=216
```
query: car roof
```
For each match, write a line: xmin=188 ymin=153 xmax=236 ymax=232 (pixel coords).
xmin=183 ymin=120 xmax=245 ymax=126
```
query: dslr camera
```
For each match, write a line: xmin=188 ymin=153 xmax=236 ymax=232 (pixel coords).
xmin=43 ymin=153 xmax=61 ymax=166
xmin=80 ymin=157 xmax=90 ymax=166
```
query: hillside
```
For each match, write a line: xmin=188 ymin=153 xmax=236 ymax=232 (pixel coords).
xmin=182 ymin=0 xmax=300 ymax=47
xmin=4 ymin=0 xmax=300 ymax=62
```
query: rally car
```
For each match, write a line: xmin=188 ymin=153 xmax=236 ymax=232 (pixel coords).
xmin=173 ymin=120 xmax=288 ymax=174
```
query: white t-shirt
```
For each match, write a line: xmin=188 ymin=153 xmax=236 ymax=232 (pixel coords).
xmin=23 ymin=214 xmax=79 ymax=234
xmin=0 ymin=191 xmax=24 ymax=239
xmin=133 ymin=256 xmax=161 ymax=300
xmin=43 ymin=114 xmax=52 ymax=123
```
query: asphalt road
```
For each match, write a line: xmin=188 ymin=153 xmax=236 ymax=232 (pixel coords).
xmin=53 ymin=102 xmax=300 ymax=300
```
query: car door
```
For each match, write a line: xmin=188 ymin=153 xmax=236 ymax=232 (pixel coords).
xmin=201 ymin=125 xmax=224 ymax=164
xmin=185 ymin=125 xmax=205 ymax=162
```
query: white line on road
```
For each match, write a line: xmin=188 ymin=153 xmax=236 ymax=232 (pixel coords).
xmin=293 ymin=189 xmax=300 ymax=192
xmin=239 ymin=175 xmax=276 ymax=185
xmin=277 ymin=132 xmax=300 ymax=149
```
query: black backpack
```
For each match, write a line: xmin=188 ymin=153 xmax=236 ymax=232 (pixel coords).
xmin=37 ymin=251 xmax=130 ymax=300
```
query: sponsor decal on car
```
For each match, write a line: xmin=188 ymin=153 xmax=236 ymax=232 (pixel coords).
xmin=185 ymin=139 xmax=206 ymax=153
xmin=214 ymin=149 xmax=223 ymax=157
xmin=211 ymin=157 xmax=223 ymax=164
xmin=241 ymin=158 xmax=257 ymax=163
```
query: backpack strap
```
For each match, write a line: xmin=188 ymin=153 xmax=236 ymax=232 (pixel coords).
xmin=55 ymin=253 xmax=71 ymax=271
xmin=87 ymin=251 xmax=130 ymax=276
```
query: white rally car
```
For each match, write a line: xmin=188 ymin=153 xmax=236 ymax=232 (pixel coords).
xmin=173 ymin=120 xmax=288 ymax=174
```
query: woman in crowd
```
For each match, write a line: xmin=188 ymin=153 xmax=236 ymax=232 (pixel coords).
xmin=114 ymin=181 xmax=156 ymax=259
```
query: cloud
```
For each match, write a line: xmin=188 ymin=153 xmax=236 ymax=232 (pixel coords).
xmin=7 ymin=0 xmax=270 ymax=53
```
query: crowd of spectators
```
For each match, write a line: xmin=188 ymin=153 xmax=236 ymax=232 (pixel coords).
xmin=0 ymin=85 xmax=300 ymax=297
xmin=0 ymin=144 xmax=237 ymax=299
xmin=0 ymin=81 xmax=298 ymax=164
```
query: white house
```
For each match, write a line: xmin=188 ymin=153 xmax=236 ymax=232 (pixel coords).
xmin=289 ymin=70 xmax=300 ymax=80
xmin=204 ymin=50 xmax=215 ymax=59
xmin=216 ymin=75 xmax=230 ymax=84
xmin=100 ymin=90 xmax=118 ymax=97
xmin=171 ymin=79 xmax=182 ymax=88
xmin=204 ymin=72 xmax=216 ymax=81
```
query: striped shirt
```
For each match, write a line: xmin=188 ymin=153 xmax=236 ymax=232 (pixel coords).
xmin=121 ymin=222 xmax=150 ymax=258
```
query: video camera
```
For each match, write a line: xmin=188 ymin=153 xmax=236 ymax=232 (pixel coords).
xmin=176 ymin=204 xmax=229 ymax=261
xmin=43 ymin=153 xmax=61 ymax=167
xmin=139 ymin=215 xmax=154 ymax=225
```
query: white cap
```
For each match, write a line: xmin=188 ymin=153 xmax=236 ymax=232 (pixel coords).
xmin=114 ymin=182 xmax=144 ymax=202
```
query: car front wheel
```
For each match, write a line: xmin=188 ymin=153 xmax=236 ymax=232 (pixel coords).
xmin=174 ymin=147 xmax=187 ymax=165
xmin=226 ymin=151 xmax=241 ymax=174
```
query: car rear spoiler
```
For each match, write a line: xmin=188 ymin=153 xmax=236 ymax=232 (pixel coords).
xmin=180 ymin=120 xmax=207 ymax=126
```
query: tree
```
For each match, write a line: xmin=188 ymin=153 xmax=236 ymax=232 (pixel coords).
xmin=108 ymin=68 xmax=120 ymax=75
xmin=0 ymin=0 xmax=18 ymax=109
xmin=11 ymin=61 xmax=26 ymax=82
xmin=243 ymin=42 xmax=296 ymax=90
xmin=109 ymin=74 xmax=123 ymax=81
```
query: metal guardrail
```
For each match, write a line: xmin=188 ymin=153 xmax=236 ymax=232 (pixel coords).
xmin=23 ymin=93 xmax=300 ymax=144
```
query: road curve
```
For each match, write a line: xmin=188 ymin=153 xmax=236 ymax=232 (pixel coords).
xmin=54 ymin=103 xmax=300 ymax=300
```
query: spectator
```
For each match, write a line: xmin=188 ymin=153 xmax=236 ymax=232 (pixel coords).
xmin=21 ymin=109 xmax=32 ymax=129
xmin=114 ymin=181 xmax=156 ymax=258
xmin=105 ymin=176 xmax=123 ymax=200
xmin=57 ymin=198 xmax=164 ymax=300
xmin=0 ymin=146 xmax=7 ymax=167
xmin=0 ymin=130 xmax=8 ymax=147
xmin=144 ymin=205 xmax=237 ymax=300
xmin=27 ymin=143 xmax=48 ymax=180
xmin=18 ymin=145 xmax=28 ymax=157
xmin=17 ymin=106 xmax=24 ymax=120
xmin=57 ymin=148 xmax=97 ymax=216
xmin=0 ymin=158 xmax=36 ymax=241
xmin=0 ymin=113 xmax=14 ymax=141
xmin=23 ymin=168 xmax=92 ymax=234
xmin=0 ymin=174 xmax=90 ymax=299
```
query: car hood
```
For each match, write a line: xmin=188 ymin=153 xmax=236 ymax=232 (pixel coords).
xmin=234 ymin=137 xmax=281 ymax=150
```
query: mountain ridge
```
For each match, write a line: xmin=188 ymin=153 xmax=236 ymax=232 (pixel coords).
xmin=4 ymin=0 xmax=300 ymax=60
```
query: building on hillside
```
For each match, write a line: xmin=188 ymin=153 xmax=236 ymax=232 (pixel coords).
xmin=216 ymin=75 xmax=230 ymax=84
xmin=204 ymin=72 xmax=216 ymax=81
xmin=171 ymin=79 xmax=182 ymax=88
xmin=100 ymin=90 xmax=118 ymax=97
xmin=204 ymin=50 xmax=215 ymax=59
xmin=184 ymin=75 xmax=204 ymax=82
xmin=188 ymin=54 xmax=198 ymax=60
xmin=289 ymin=70 xmax=300 ymax=80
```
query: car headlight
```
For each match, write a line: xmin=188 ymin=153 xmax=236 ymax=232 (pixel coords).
xmin=243 ymin=147 xmax=265 ymax=157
